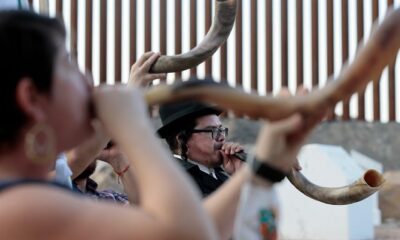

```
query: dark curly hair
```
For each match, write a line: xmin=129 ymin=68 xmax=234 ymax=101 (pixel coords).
xmin=165 ymin=119 xmax=197 ymax=160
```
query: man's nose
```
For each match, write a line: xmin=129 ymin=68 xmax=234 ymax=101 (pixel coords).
xmin=215 ymin=132 xmax=225 ymax=142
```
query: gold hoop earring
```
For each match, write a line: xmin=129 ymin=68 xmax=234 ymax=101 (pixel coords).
xmin=24 ymin=122 xmax=56 ymax=165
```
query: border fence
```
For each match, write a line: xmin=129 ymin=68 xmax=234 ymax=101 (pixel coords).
xmin=28 ymin=0 xmax=400 ymax=122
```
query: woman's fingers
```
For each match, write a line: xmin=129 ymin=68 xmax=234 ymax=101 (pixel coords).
xmin=129 ymin=52 xmax=166 ymax=87
xmin=273 ymin=114 xmax=304 ymax=135
xmin=144 ymin=73 xmax=167 ymax=82
xmin=135 ymin=51 xmax=155 ymax=67
xmin=140 ymin=52 xmax=161 ymax=72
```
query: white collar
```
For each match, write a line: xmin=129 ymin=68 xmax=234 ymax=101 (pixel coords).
xmin=173 ymin=154 xmax=217 ymax=178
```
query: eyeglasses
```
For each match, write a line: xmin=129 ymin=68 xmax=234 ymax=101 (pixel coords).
xmin=191 ymin=127 xmax=229 ymax=140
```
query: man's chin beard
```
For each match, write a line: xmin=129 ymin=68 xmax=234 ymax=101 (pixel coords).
xmin=213 ymin=151 xmax=223 ymax=166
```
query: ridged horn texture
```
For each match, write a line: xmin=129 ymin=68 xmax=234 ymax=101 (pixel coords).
xmin=150 ymin=0 xmax=237 ymax=73
xmin=231 ymin=152 xmax=384 ymax=205
xmin=286 ymin=169 xmax=385 ymax=205
xmin=145 ymin=8 xmax=400 ymax=120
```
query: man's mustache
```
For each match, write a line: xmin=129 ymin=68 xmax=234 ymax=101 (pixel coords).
xmin=214 ymin=143 xmax=224 ymax=151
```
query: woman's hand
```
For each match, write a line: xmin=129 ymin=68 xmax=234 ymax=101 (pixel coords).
xmin=254 ymin=114 xmax=307 ymax=173
xmin=260 ymin=85 xmax=311 ymax=172
xmin=92 ymin=85 xmax=151 ymax=144
xmin=97 ymin=146 xmax=129 ymax=173
xmin=253 ymin=107 xmax=328 ymax=174
xmin=128 ymin=52 xmax=167 ymax=87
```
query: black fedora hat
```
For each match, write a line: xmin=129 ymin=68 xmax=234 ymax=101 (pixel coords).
xmin=157 ymin=101 xmax=222 ymax=138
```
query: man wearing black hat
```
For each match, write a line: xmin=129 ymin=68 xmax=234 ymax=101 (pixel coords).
xmin=158 ymin=101 xmax=245 ymax=197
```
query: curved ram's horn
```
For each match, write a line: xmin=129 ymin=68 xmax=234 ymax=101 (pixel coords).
xmin=230 ymin=152 xmax=383 ymax=205
xmin=150 ymin=0 xmax=237 ymax=73
xmin=145 ymin=79 xmax=298 ymax=120
xmin=146 ymin=8 xmax=400 ymax=119
xmin=286 ymin=169 xmax=384 ymax=205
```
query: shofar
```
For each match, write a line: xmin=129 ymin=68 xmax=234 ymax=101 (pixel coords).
xmin=146 ymin=8 xmax=400 ymax=120
xmin=144 ymin=8 xmax=400 ymax=204
xmin=150 ymin=0 xmax=237 ymax=73
xmin=232 ymin=152 xmax=385 ymax=205
xmin=287 ymin=169 xmax=385 ymax=205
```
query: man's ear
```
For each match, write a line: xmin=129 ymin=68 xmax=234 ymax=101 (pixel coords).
xmin=175 ymin=134 xmax=181 ymax=143
xmin=177 ymin=131 xmax=188 ymax=143
xmin=15 ymin=78 xmax=47 ymax=122
xmin=177 ymin=131 xmax=191 ymax=149
xmin=176 ymin=133 xmax=183 ymax=147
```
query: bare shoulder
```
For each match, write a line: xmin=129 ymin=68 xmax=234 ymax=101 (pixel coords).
xmin=0 ymin=184 xmax=169 ymax=240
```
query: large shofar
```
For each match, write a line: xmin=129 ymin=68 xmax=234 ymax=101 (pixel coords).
xmin=233 ymin=152 xmax=385 ymax=205
xmin=150 ymin=0 xmax=237 ymax=73
xmin=145 ymin=8 xmax=400 ymax=204
xmin=146 ymin=8 xmax=400 ymax=120
xmin=287 ymin=169 xmax=384 ymax=205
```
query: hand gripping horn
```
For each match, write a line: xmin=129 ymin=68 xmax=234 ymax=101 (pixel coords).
xmin=150 ymin=0 xmax=237 ymax=73
xmin=144 ymin=8 xmax=400 ymax=204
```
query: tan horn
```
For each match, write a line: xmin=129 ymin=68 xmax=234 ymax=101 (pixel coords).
xmin=230 ymin=152 xmax=384 ymax=205
xmin=298 ymin=7 xmax=400 ymax=115
xmin=286 ymin=169 xmax=385 ymax=205
xmin=146 ymin=8 xmax=400 ymax=120
xmin=150 ymin=0 xmax=237 ymax=73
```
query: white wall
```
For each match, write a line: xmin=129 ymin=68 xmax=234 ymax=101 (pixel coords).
xmin=276 ymin=144 xmax=379 ymax=240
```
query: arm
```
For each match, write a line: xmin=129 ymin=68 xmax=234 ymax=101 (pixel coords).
xmin=1 ymin=185 xmax=208 ymax=240
xmin=204 ymin=165 xmax=251 ymax=240
xmin=66 ymin=121 xmax=109 ymax=179
xmin=47 ymin=121 xmax=109 ymax=182
xmin=203 ymin=112 xmax=321 ymax=240
xmin=232 ymin=113 xmax=323 ymax=240
xmin=6 ymin=86 xmax=218 ymax=240
xmin=96 ymin=147 xmax=140 ymax=204
xmin=91 ymin=85 xmax=218 ymax=239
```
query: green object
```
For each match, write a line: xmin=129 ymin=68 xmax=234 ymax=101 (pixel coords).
xmin=259 ymin=209 xmax=277 ymax=232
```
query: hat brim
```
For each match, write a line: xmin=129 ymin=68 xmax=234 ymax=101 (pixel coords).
xmin=157 ymin=106 xmax=222 ymax=138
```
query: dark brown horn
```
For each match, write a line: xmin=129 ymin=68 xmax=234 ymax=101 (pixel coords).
xmin=149 ymin=0 xmax=237 ymax=73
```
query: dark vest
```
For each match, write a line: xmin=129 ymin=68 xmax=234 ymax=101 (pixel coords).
xmin=175 ymin=157 xmax=229 ymax=197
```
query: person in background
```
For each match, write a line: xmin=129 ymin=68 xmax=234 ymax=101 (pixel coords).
xmin=128 ymin=52 xmax=317 ymax=239
xmin=72 ymin=160 xmax=130 ymax=205
xmin=130 ymin=55 xmax=244 ymax=198
xmin=70 ymin=136 xmax=140 ymax=205
xmin=157 ymin=99 xmax=245 ymax=197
